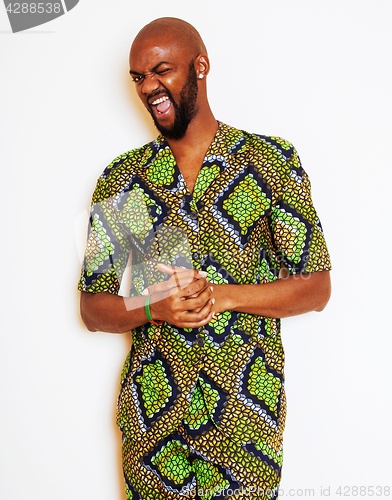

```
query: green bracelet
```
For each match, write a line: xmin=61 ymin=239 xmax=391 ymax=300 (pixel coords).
xmin=144 ymin=295 xmax=163 ymax=326
xmin=144 ymin=294 xmax=153 ymax=321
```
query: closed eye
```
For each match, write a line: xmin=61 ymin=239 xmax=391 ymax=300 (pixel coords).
xmin=130 ymin=66 xmax=172 ymax=84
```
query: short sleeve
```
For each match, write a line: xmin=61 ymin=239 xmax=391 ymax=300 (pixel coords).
xmin=77 ymin=177 xmax=131 ymax=295
xmin=269 ymin=146 xmax=331 ymax=275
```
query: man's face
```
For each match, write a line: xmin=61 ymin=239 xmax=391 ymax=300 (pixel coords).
xmin=148 ymin=61 xmax=198 ymax=140
xmin=129 ymin=37 xmax=199 ymax=140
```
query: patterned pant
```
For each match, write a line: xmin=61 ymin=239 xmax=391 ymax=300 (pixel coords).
xmin=122 ymin=419 xmax=280 ymax=500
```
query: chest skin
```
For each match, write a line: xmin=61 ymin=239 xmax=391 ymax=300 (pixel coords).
xmin=175 ymin=154 xmax=204 ymax=194
xmin=170 ymin=140 xmax=212 ymax=195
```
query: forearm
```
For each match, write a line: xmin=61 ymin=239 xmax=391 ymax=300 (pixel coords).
xmin=80 ymin=291 xmax=148 ymax=333
xmin=80 ymin=269 xmax=215 ymax=333
xmin=214 ymin=270 xmax=331 ymax=319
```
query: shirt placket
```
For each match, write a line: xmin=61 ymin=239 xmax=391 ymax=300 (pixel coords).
xmin=181 ymin=192 xmax=206 ymax=354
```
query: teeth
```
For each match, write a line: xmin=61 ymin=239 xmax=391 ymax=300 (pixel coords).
xmin=152 ymin=96 xmax=169 ymax=106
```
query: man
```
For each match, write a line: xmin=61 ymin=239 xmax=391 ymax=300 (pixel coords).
xmin=79 ymin=17 xmax=331 ymax=500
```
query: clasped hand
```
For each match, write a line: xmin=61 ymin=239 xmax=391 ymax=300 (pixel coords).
xmin=141 ymin=263 xmax=215 ymax=328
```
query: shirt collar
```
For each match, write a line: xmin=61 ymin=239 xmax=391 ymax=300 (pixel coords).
xmin=139 ymin=121 xmax=246 ymax=169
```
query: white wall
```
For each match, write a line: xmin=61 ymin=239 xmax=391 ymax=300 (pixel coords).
xmin=1 ymin=1 xmax=391 ymax=499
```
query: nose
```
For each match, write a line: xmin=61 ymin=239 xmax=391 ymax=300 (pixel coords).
xmin=141 ymin=73 xmax=160 ymax=95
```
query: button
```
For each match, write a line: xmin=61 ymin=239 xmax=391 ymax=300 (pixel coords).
xmin=192 ymin=252 xmax=199 ymax=261
xmin=190 ymin=211 xmax=198 ymax=220
xmin=193 ymin=338 xmax=204 ymax=347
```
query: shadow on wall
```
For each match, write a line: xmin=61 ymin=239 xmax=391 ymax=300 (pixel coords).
xmin=113 ymin=331 xmax=133 ymax=500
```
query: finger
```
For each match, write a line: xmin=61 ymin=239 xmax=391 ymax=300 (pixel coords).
xmin=149 ymin=291 xmax=214 ymax=327
xmin=142 ymin=274 xmax=199 ymax=296
xmin=178 ymin=279 xmax=213 ymax=300
xmin=180 ymin=297 xmax=214 ymax=319
xmin=143 ymin=274 xmax=209 ymax=297
xmin=183 ymin=289 xmax=214 ymax=313
xmin=142 ymin=280 xmax=169 ymax=296
xmin=179 ymin=304 xmax=215 ymax=328
xmin=157 ymin=263 xmax=207 ymax=279
xmin=192 ymin=297 xmax=215 ymax=318
xmin=181 ymin=313 xmax=213 ymax=329
xmin=187 ymin=285 xmax=213 ymax=299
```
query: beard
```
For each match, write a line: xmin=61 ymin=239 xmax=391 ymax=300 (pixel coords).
xmin=148 ymin=62 xmax=199 ymax=141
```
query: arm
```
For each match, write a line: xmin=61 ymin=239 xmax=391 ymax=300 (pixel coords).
xmin=80 ymin=291 xmax=149 ymax=333
xmin=209 ymin=270 xmax=331 ymax=319
xmin=80 ymin=268 xmax=215 ymax=333
xmin=145 ymin=266 xmax=331 ymax=320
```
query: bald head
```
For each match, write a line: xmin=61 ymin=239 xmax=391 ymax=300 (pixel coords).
xmin=129 ymin=18 xmax=213 ymax=141
xmin=132 ymin=17 xmax=207 ymax=59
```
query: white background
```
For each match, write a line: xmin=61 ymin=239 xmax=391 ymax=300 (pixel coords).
xmin=1 ymin=1 xmax=391 ymax=499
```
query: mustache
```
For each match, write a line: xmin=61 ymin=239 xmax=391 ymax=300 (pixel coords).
xmin=147 ymin=87 xmax=173 ymax=105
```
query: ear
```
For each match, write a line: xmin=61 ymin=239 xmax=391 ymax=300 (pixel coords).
xmin=195 ymin=54 xmax=210 ymax=79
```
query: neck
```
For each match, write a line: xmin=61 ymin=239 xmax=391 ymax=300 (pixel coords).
xmin=165 ymin=105 xmax=218 ymax=161
xmin=163 ymin=104 xmax=218 ymax=194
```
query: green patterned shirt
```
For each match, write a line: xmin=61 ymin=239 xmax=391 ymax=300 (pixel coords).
xmin=78 ymin=122 xmax=331 ymax=474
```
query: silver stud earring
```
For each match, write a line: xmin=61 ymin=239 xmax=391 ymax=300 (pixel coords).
xmin=199 ymin=74 xmax=204 ymax=79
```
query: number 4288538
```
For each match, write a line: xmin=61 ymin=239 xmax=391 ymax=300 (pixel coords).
xmin=336 ymin=486 xmax=390 ymax=496
xmin=5 ymin=3 xmax=62 ymax=14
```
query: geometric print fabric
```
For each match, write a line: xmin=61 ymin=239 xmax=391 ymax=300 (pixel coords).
xmin=122 ymin=426 xmax=281 ymax=500
xmin=78 ymin=122 xmax=331 ymax=499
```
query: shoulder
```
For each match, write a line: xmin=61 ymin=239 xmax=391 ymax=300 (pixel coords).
xmin=243 ymin=130 xmax=304 ymax=187
xmin=91 ymin=137 xmax=161 ymax=204
xmin=241 ymin=129 xmax=296 ymax=162
xmin=218 ymin=122 xmax=295 ymax=161
xmin=222 ymin=124 xmax=300 ymax=190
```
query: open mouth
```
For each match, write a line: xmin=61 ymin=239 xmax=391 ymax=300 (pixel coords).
xmin=150 ymin=95 xmax=171 ymax=115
